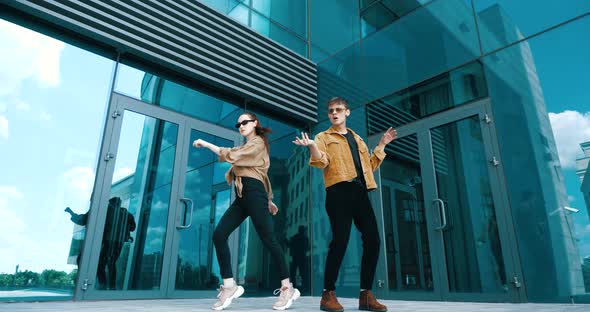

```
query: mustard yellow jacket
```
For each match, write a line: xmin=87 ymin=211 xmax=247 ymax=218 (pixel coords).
xmin=309 ymin=127 xmax=386 ymax=189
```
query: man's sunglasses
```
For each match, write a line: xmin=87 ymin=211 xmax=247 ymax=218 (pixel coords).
xmin=328 ymin=107 xmax=346 ymax=114
xmin=235 ymin=119 xmax=256 ymax=128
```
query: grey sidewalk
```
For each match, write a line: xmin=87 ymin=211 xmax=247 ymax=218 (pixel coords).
xmin=1 ymin=297 xmax=588 ymax=312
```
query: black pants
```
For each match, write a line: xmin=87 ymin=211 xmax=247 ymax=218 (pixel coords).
xmin=213 ymin=177 xmax=289 ymax=280
xmin=97 ymin=241 xmax=123 ymax=289
xmin=324 ymin=181 xmax=381 ymax=291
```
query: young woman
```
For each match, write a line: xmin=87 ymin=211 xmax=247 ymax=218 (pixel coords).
xmin=192 ymin=112 xmax=299 ymax=311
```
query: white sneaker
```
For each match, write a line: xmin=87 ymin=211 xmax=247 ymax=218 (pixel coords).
xmin=212 ymin=284 xmax=244 ymax=310
xmin=272 ymin=283 xmax=300 ymax=310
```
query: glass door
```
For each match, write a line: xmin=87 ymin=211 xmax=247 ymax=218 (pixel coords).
xmin=77 ymin=93 xmax=241 ymax=300
xmin=371 ymin=98 xmax=524 ymax=302
xmin=166 ymin=121 xmax=241 ymax=298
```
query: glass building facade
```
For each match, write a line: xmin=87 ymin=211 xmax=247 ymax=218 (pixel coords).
xmin=1 ymin=0 xmax=589 ymax=304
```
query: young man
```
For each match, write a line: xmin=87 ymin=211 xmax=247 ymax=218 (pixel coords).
xmin=294 ymin=97 xmax=397 ymax=312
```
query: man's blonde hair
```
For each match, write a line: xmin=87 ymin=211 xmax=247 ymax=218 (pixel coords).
xmin=327 ymin=97 xmax=349 ymax=109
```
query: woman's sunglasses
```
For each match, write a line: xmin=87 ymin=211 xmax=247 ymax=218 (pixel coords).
xmin=235 ymin=119 xmax=256 ymax=128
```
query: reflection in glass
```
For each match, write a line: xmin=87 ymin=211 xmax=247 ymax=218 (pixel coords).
xmin=309 ymin=0 xmax=360 ymax=59
xmin=175 ymin=130 xmax=234 ymax=290
xmin=98 ymin=110 xmax=178 ymax=290
xmin=380 ymin=134 xmax=433 ymax=291
xmin=0 ymin=19 xmax=113 ymax=300
xmin=252 ymin=0 xmax=307 ymax=38
xmin=474 ymin=0 xmax=590 ymax=53
xmin=432 ymin=116 xmax=506 ymax=293
xmin=141 ymin=77 xmax=244 ymax=131
xmin=367 ymin=62 xmax=487 ymax=134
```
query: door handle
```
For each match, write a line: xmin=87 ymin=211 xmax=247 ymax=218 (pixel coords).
xmin=177 ymin=198 xmax=194 ymax=229
xmin=433 ymin=199 xmax=447 ymax=231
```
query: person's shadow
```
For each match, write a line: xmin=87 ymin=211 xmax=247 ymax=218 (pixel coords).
xmin=66 ymin=196 xmax=136 ymax=290
xmin=287 ymin=225 xmax=310 ymax=292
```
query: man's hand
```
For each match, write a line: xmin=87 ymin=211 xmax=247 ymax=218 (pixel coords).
xmin=292 ymin=132 xmax=315 ymax=147
xmin=379 ymin=127 xmax=397 ymax=146
xmin=268 ymin=200 xmax=279 ymax=215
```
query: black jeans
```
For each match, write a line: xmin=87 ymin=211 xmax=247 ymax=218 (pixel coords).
xmin=324 ymin=181 xmax=381 ymax=291
xmin=213 ymin=177 xmax=289 ymax=280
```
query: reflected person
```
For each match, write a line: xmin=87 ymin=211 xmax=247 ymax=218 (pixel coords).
xmin=65 ymin=196 xmax=136 ymax=290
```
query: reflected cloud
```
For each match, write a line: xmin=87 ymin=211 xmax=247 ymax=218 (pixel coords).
xmin=62 ymin=166 xmax=95 ymax=201
xmin=549 ymin=110 xmax=590 ymax=168
xmin=39 ymin=111 xmax=52 ymax=121
xmin=113 ymin=167 xmax=134 ymax=182
xmin=15 ymin=100 xmax=30 ymax=112
xmin=0 ymin=115 xmax=8 ymax=139
xmin=0 ymin=19 xmax=64 ymax=96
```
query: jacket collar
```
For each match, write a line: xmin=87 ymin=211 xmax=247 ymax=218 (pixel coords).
xmin=326 ymin=126 xmax=358 ymax=138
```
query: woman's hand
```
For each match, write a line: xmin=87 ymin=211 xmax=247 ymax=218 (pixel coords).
xmin=268 ymin=200 xmax=278 ymax=215
xmin=193 ymin=139 xmax=206 ymax=148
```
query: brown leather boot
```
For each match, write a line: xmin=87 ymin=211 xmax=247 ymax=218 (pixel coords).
xmin=359 ymin=290 xmax=387 ymax=311
xmin=320 ymin=290 xmax=344 ymax=312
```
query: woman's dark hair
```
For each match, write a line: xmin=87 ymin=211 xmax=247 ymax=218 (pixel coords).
xmin=242 ymin=112 xmax=272 ymax=150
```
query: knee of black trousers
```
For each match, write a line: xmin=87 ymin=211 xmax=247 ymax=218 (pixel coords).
xmin=362 ymin=228 xmax=381 ymax=247
xmin=212 ymin=227 xmax=227 ymax=246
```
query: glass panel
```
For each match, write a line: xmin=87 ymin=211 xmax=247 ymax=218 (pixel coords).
xmin=482 ymin=15 xmax=590 ymax=300
xmin=152 ymin=79 xmax=244 ymax=131
xmin=114 ymin=64 xmax=156 ymax=103
xmin=97 ymin=110 xmax=178 ymax=290
xmin=175 ymin=129 xmax=234 ymax=290
xmin=0 ymin=19 xmax=113 ymax=300
xmin=251 ymin=12 xmax=307 ymax=56
xmin=366 ymin=62 xmax=487 ymax=134
xmin=474 ymin=0 xmax=590 ymax=53
xmin=380 ymin=133 xmax=434 ymax=291
xmin=309 ymin=0 xmax=360 ymax=60
xmin=431 ymin=116 xmax=507 ymax=293
xmin=358 ymin=0 xmax=480 ymax=105
xmin=361 ymin=2 xmax=398 ymax=38
xmin=228 ymin=3 xmax=250 ymax=26
xmin=252 ymin=0 xmax=307 ymax=38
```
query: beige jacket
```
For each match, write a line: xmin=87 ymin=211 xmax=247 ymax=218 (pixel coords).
xmin=219 ymin=136 xmax=273 ymax=200
xmin=309 ymin=127 xmax=386 ymax=189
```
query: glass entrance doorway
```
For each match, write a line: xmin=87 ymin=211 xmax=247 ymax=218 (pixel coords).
xmin=75 ymin=93 xmax=241 ymax=300
xmin=370 ymin=98 xmax=525 ymax=302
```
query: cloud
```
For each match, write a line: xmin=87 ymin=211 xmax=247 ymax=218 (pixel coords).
xmin=548 ymin=110 xmax=590 ymax=169
xmin=0 ymin=115 xmax=7 ymax=139
xmin=0 ymin=186 xmax=23 ymax=199
xmin=0 ymin=102 xmax=6 ymax=113
xmin=40 ymin=111 xmax=52 ymax=121
xmin=0 ymin=19 xmax=64 ymax=96
xmin=113 ymin=167 xmax=134 ymax=183
xmin=15 ymin=100 xmax=31 ymax=111
xmin=62 ymin=167 xmax=95 ymax=201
